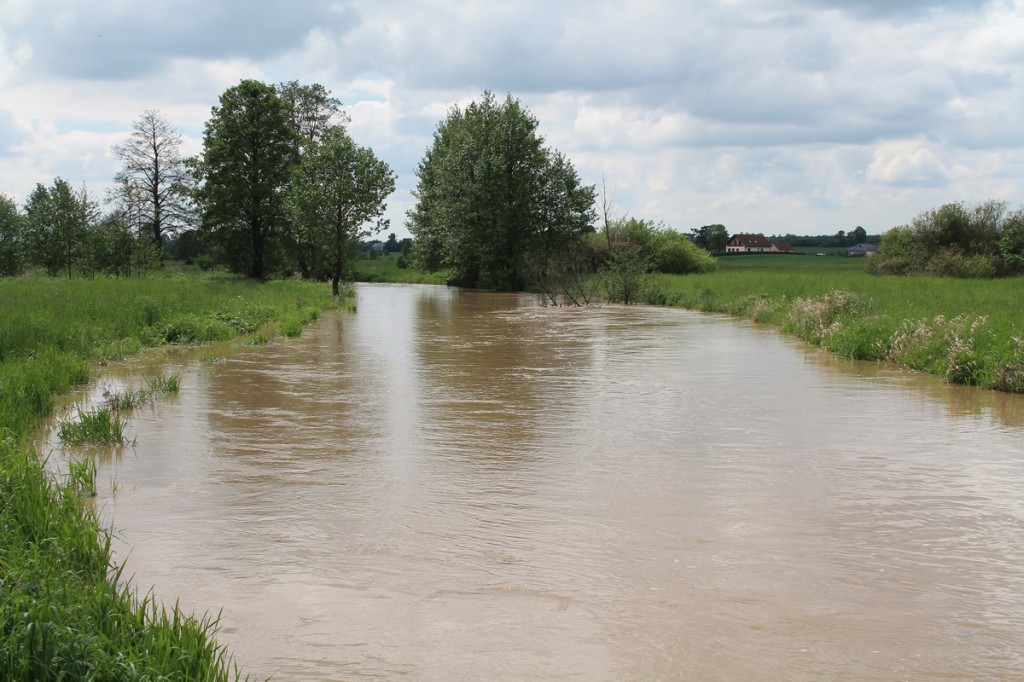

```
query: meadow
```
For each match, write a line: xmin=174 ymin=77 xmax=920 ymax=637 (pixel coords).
xmin=1 ymin=271 xmax=350 ymax=681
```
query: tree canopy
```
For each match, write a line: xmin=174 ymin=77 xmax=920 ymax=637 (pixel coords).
xmin=408 ymin=91 xmax=596 ymax=290
xmin=285 ymin=126 xmax=395 ymax=295
xmin=196 ymin=79 xmax=296 ymax=279
xmin=690 ymin=224 xmax=729 ymax=254
xmin=24 ymin=178 xmax=99 ymax=278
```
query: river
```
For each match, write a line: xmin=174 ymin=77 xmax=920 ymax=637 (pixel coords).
xmin=44 ymin=283 xmax=1024 ymax=680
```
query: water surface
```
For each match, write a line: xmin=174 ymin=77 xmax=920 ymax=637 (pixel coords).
xmin=46 ymin=284 xmax=1024 ymax=680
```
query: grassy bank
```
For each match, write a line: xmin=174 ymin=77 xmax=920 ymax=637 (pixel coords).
xmin=1 ymin=272 xmax=350 ymax=681
xmin=650 ymin=254 xmax=1024 ymax=392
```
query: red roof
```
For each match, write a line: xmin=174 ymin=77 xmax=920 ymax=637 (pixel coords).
xmin=727 ymin=234 xmax=773 ymax=248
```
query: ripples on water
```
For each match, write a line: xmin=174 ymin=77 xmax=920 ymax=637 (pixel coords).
xmin=43 ymin=284 xmax=1024 ymax=680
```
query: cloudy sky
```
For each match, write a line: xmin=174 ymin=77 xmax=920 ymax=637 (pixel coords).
xmin=1 ymin=0 xmax=1022 ymax=238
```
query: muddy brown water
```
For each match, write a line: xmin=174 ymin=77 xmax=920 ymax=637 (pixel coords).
xmin=42 ymin=283 xmax=1024 ymax=680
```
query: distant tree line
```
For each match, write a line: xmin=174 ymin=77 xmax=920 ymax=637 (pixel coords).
xmin=767 ymin=226 xmax=878 ymax=249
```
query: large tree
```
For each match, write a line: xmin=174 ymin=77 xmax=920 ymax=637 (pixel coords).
xmin=285 ymin=126 xmax=395 ymax=295
xmin=111 ymin=110 xmax=192 ymax=254
xmin=197 ymin=79 xmax=295 ymax=279
xmin=24 ymin=178 xmax=99 ymax=278
xmin=408 ymin=91 xmax=596 ymax=290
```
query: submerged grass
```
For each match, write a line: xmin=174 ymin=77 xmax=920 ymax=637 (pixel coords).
xmin=650 ymin=256 xmax=1024 ymax=392
xmin=1 ymin=271 xmax=350 ymax=680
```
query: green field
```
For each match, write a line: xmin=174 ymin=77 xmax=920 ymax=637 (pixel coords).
xmin=1 ymin=272 xmax=349 ymax=681
xmin=352 ymin=252 xmax=450 ymax=284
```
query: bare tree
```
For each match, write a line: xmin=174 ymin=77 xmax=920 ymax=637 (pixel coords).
xmin=599 ymin=174 xmax=628 ymax=252
xmin=111 ymin=110 xmax=193 ymax=253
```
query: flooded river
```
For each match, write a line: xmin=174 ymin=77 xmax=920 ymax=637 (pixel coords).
xmin=45 ymin=283 xmax=1024 ymax=680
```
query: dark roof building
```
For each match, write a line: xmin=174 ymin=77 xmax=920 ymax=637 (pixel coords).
xmin=847 ymin=243 xmax=878 ymax=256
xmin=725 ymin=234 xmax=774 ymax=252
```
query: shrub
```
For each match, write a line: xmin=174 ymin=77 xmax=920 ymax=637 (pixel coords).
xmin=648 ymin=230 xmax=717 ymax=274
xmin=871 ymin=200 xmax=1024 ymax=277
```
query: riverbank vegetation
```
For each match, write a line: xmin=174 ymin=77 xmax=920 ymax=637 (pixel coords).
xmin=647 ymin=256 xmax=1023 ymax=392
xmin=1 ymin=273 xmax=347 ymax=680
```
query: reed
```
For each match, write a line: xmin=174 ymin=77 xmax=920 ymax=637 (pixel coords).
xmin=65 ymin=455 xmax=97 ymax=497
xmin=104 ymin=386 xmax=151 ymax=410
xmin=247 ymin=332 xmax=271 ymax=346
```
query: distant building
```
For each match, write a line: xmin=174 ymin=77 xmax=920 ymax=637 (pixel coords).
xmin=847 ymin=243 xmax=877 ymax=257
xmin=725 ymin=234 xmax=774 ymax=253
xmin=771 ymin=241 xmax=795 ymax=253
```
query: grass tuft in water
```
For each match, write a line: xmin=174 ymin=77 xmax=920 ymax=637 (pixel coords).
xmin=66 ymin=456 xmax=97 ymax=497
xmin=57 ymin=408 xmax=129 ymax=446
xmin=146 ymin=373 xmax=181 ymax=395
xmin=199 ymin=348 xmax=228 ymax=364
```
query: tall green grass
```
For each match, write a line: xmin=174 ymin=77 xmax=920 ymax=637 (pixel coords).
xmin=650 ymin=260 xmax=1024 ymax=392
xmin=1 ymin=272 xmax=349 ymax=680
xmin=0 ymin=273 xmax=351 ymax=364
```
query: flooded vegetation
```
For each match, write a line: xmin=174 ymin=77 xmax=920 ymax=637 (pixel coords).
xmin=40 ymin=283 xmax=1024 ymax=680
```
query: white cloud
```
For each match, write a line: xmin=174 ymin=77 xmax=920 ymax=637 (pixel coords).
xmin=867 ymin=138 xmax=951 ymax=187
